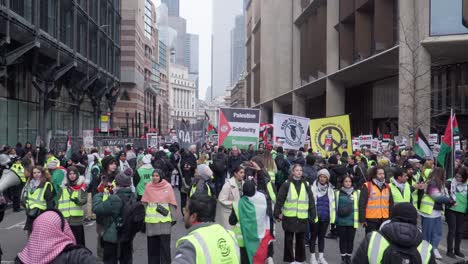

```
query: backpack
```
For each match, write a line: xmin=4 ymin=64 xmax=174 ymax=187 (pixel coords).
xmin=381 ymin=243 xmax=423 ymax=264
xmin=115 ymin=193 xmax=145 ymax=242
xmin=212 ymin=153 xmax=227 ymax=173
xmin=275 ymin=154 xmax=290 ymax=174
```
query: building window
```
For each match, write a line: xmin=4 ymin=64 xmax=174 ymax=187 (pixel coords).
xmin=40 ymin=0 xmax=58 ymax=37
xmin=430 ymin=0 xmax=468 ymax=36
xmin=59 ymin=1 xmax=73 ymax=47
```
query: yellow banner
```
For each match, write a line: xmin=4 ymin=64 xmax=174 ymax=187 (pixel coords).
xmin=100 ymin=115 xmax=109 ymax=122
xmin=309 ymin=115 xmax=352 ymax=157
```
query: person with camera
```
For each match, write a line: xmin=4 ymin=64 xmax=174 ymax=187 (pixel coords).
xmin=141 ymin=169 xmax=178 ymax=264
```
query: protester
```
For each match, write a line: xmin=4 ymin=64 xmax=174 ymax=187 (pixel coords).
xmin=274 ymin=147 xmax=290 ymax=191
xmin=16 ymin=210 xmax=97 ymax=264
xmin=230 ymin=179 xmax=274 ymax=264
xmin=335 ymin=175 xmax=360 ymax=264
xmin=302 ymin=155 xmax=317 ymax=186
xmin=173 ymin=193 xmax=240 ymax=263
xmin=22 ymin=166 xmax=54 ymax=235
xmin=359 ymin=166 xmax=393 ymax=233
xmin=141 ymin=169 xmax=177 ymax=264
xmin=274 ymin=164 xmax=316 ymax=263
xmin=263 ymin=150 xmax=277 ymax=185
xmin=228 ymin=146 xmax=246 ymax=175
xmin=389 ymin=167 xmax=412 ymax=205
xmin=84 ymin=152 xmax=101 ymax=222
xmin=309 ymin=169 xmax=335 ymax=264
xmin=180 ymin=147 xmax=197 ymax=214
xmin=57 ymin=166 xmax=87 ymax=246
xmin=47 ymin=159 xmax=65 ymax=203
xmin=445 ymin=167 xmax=467 ymax=258
xmin=189 ymin=164 xmax=213 ymax=197
xmin=352 ymin=202 xmax=436 ymax=264
xmin=135 ymin=154 xmax=155 ymax=200
xmin=210 ymin=145 xmax=228 ymax=196
xmin=419 ymin=167 xmax=455 ymax=259
xmin=217 ymin=165 xmax=244 ymax=229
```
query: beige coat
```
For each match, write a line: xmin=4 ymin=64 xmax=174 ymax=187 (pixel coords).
xmin=216 ymin=177 xmax=242 ymax=229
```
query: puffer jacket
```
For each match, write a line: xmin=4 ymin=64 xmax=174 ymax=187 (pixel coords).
xmin=15 ymin=244 xmax=97 ymax=264
xmin=328 ymin=164 xmax=347 ymax=188
xmin=352 ymin=221 xmax=436 ymax=264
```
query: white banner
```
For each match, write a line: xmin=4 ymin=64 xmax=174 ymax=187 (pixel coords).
xmin=273 ymin=113 xmax=310 ymax=150
xmin=83 ymin=130 xmax=94 ymax=149
xmin=428 ymin=134 xmax=438 ymax=145
xmin=352 ymin=139 xmax=360 ymax=151
xmin=359 ymin=135 xmax=373 ymax=146
xmin=371 ymin=139 xmax=379 ymax=152
xmin=147 ymin=133 xmax=159 ymax=148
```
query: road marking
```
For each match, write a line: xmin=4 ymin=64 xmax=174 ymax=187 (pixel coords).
xmin=5 ymin=220 xmax=25 ymax=230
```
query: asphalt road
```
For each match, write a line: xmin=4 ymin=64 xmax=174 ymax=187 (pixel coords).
xmin=1 ymin=190 xmax=467 ymax=264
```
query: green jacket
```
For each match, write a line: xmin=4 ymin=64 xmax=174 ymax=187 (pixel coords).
xmin=92 ymin=188 xmax=133 ymax=243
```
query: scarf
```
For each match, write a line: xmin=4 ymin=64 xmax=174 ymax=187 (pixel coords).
xmin=341 ymin=186 xmax=354 ymax=196
xmin=372 ymin=178 xmax=385 ymax=189
xmin=141 ymin=179 xmax=177 ymax=207
xmin=391 ymin=178 xmax=406 ymax=193
xmin=18 ymin=211 xmax=76 ymax=264
xmin=29 ymin=179 xmax=41 ymax=192
xmin=119 ymin=160 xmax=130 ymax=172
xmin=450 ymin=178 xmax=468 ymax=201
xmin=315 ymin=181 xmax=329 ymax=197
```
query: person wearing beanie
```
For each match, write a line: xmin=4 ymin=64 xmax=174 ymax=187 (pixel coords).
xmin=93 ymin=167 xmax=139 ymax=263
xmin=229 ymin=179 xmax=274 ymax=264
xmin=335 ymin=175 xmax=360 ymax=264
xmin=309 ymin=168 xmax=335 ymax=264
xmin=352 ymin=202 xmax=436 ymax=264
xmin=135 ymin=154 xmax=154 ymax=200
xmin=274 ymin=164 xmax=316 ymax=263
xmin=359 ymin=166 xmax=393 ymax=234
xmin=189 ymin=164 xmax=214 ymax=198
xmin=57 ymin=166 xmax=87 ymax=246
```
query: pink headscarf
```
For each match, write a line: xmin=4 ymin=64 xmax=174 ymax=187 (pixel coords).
xmin=18 ymin=211 xmax=76 ymax=264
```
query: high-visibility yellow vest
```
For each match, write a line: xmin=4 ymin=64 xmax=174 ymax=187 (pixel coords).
xmin=102 ymin=181 xmax=116 ymax=202
xmin=266 ymin=181 xmax=276 ymax=204
xmin=189 ymin=183 xmax=212 ymax=198
xmin=283 ymin=181 xmax=309 ymax=219
xmin=389 ymin=182 xmax=411 ymax=204
xmin=419 ymin=194 xmax=435 ymax=215
xmin=335 ymin=190 xmax=360 ymax=228
xmin=44 ymin=156 xmax=60 ymax=168
xmin=58 ymin=187 xmax=84 ymax=218
xmin=423 ymin=169 xmax=432 ymax=182
xmin=314 ymin=186 xmax=336 ymax=224
xmin=145 ymin=203 xmax=172 ymax=223
xmin=11 ymin=163 xmax=26 ymax=183
xmin=267 ymin=170 xmax=275 ymax=184
xmin=176 ymin=224 xmax=240 ymax=264
xmin=232 ymin=202 xmax=244 ymax=247
xmin=26 ymin=182 xmax=52 ymax=211
xmin=367 ymin=231 xmax=432 ymax=264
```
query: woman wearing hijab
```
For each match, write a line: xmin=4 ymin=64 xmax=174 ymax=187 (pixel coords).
xmin=21 ymin=166 xmax=54 ymax=236
xmin=445 ymin=167 xmax=467 ymax=259
xmin=142 ymin=169 xmax=177 ymax=264
xmin=217 ymin=165 xmax=245 ymax=229
xmin=57 ymin=166 xmax=87 ymax=246
xmin=309 ymin=169 xmax=335 ymax=264
xmin=16 ymin=210 xmax=97 ymax=264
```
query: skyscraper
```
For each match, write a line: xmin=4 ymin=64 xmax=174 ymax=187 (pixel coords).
xmin=161 ymin=0 xmax=180 ymax=17
xmin=185 ymin=33 xmax=199 ymax=98
xmin=168 ymin=16 xmax=187 ymax=66
xmin=231 ymin=14 xmax=245 ymax=86
xmin=211 ymin=0 xmax=243 ymax=100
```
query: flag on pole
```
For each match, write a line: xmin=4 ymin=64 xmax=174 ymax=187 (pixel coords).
xmin=207 ymin=122 xmax=217 ymax=136
xmin=65 ymin=133 xmax=72 ymax=160
xmin=413 ymin=128 xmax=433 ymax=159
xmin=437 ymin=112 xmax=459 ymax=168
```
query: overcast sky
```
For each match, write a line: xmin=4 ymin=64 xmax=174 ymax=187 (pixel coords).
xmin=154 ymin=0 xmax=213 ymax=100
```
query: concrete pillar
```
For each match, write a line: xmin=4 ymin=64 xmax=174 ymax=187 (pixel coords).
xmin=326 ymin=0 xmax=340 ymax=74
xmin=292 ymin=92 xmax=306 ymax=117
xmin=326 ymin=79 xmax=345 ymax=116
xmin=272 ymin=100 xmax=283 ymax=115
xmin=259 ymin=105 xmax=269 ymax=123
xmin=398 ymin=0 xmax=431 ymax=137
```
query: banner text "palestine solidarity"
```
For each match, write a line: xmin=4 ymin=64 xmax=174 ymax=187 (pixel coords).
xmin=232 ymin=127 xmax=257 ymax=134
xmin=233 ymin=112 xmax=257 ymax=119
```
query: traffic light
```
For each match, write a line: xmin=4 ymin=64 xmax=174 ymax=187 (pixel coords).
xmin=464 ymin=0 xmax=468 ymax=27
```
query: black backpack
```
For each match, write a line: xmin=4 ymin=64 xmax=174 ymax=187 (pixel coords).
xmin=115 ymin=193 xmax=145 ymax=242
xmin=381 ymin=243 xmax=423 ymax=264
xmin=212 ymin=154 xmax=227 ymax=173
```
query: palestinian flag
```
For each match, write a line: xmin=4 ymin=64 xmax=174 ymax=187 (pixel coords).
xmin=414 ymin=129 xmax=433 ymax=159
xmin=65 ymin=133 xmax=72 ymax=160
xmin=437 ymin=113 xmax=459 ymax=168
xmin=238 ymin=192 xmax=274 ymax=264
xmin=207 ymin=122 xmax=217 ymax=136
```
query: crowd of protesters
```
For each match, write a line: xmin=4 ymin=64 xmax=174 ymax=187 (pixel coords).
xmin=0 ymin=141 xmax=467 ymax=264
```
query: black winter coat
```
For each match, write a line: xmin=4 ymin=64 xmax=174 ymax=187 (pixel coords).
xmin=274 ymin=179 xmax=316 ymax=233
xmin=227 ymin=155 xmax=247 ymax=175
xmin=352 ymin=221 xmax=436 ymax=264
xmin=328 ymin=164 xmax=347 ymax=188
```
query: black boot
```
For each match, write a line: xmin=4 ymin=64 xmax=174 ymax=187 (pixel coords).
xmin=345 ymin=255 xmax=352 ymax=264
xmin=341 ymin=256 xmax=346 ymax=264
xmin=454 ymin=238 xmax=465 ymax=258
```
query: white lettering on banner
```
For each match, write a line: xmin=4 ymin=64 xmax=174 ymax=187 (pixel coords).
xmin=233 ymin=112 xmax=256 ymax=119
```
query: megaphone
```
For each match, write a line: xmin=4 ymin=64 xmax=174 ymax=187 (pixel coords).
xmin=0 ymin=170 xmax=21 ymax=193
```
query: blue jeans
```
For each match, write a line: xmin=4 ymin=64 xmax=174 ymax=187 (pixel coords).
xmin=421 ymin=215 xmax=442 ymax=248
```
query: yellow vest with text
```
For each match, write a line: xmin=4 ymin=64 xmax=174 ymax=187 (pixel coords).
xmin=58 ymin=187 xmax=84 ymax=217
xmin=389 ymin=182 xmax=411 ymax=204
xmin=176 ymin=224 xmax=240 ymax=264
xmin=145 ymin=203 xmax=172 ymax=223
xmin=26 ymin=182 xmax=51 ymax=211
xmin=283 ymin=181 xmax=309 ymax=219
xmin=367 ymin=231 xmax=432 ymax=264
xmin=11 ymin=163 xmax=26 ymax=183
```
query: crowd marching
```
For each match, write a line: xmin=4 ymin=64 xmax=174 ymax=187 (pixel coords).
xmin=0 ymin=141 xmax=467 ymax=264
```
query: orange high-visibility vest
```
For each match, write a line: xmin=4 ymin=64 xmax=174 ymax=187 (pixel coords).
xmin=365 ymin=182 xmax=390 ymax=219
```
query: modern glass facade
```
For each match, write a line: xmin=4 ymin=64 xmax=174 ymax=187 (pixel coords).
xmin=430 ymin=0 xmax=468 ymax=36
xmin=0 ymin=0 xmax=121 ymax=146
